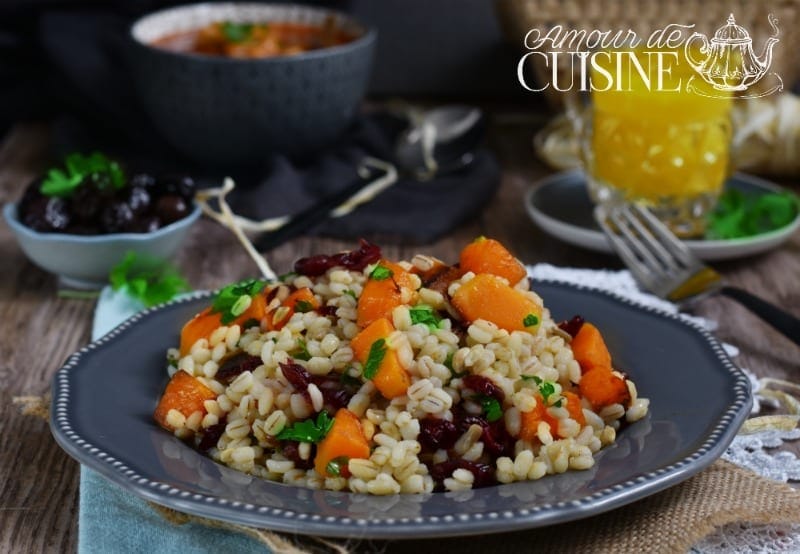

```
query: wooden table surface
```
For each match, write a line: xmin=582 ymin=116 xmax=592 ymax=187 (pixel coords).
xmin=1 ymin=119 xmax=799 ymax=552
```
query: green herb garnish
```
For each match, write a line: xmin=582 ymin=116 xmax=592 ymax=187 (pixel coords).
xmin=41 ymin=152 xmax=125 ymax=197
xmin=326 ymin=456 xmax=349 ymax=477
xmin=276 ymin=411 xmax=333 ymax=443
xmin=339 ymin=370 xmax=362 ymax=388
xmin=109 ymin=252 xmax=189 ymax=307
xmin=444 ymin=351 xmax=468 ymax=379
xmin=211 ymin=279 xmax=268 ymax=325
xmin=292 ymin=338 xmax=311 ymax=361
xmin=278 ymin=271 xmax=298 ymax=283
xmin=362 ymin=338 xmax=387 ymax=379
xmin=523 ymin=313 xmax=539 ymax=327
xmin=344 ymin=289 xmax=357 ymax=299
xmin=521 ymin=375 xmax=558 ymax=403
xmin=220 ymin=21 xmax=254 ymax=43
xmin=706 ymin=189 xmax=799 ymax=239
xmin=369 ymin=265 xmax=394 ymax=281
xmin=477 ymin=395 xmax=503 ymax=422
xmin=295 ymin=300 xmax=314 ymax=313
xmin=409 ymin=304 xmax=441 ymax=330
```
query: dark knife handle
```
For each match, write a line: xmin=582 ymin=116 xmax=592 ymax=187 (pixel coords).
xmin=254 ymin=166 xmax=382 ymax=252
xmin=720 ymin=286 xmax=800 ymax=346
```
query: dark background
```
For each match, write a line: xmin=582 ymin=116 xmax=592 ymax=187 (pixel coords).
xmin=0 ymin=0 xmax=529 ymax=141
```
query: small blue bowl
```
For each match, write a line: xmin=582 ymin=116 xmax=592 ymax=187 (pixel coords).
xmin=3 ymin=202 xmax=201 ymax=289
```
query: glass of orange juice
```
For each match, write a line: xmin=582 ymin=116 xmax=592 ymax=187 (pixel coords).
xmin=580 ymin=48 xmax=733 ymax=237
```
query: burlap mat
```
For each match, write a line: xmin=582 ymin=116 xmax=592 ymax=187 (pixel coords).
xmin=18 ymin=396 xmax=800 ymax=554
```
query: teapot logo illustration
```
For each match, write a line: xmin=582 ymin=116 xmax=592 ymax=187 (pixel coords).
xmin=685 ymin=14 xmax=782 ymax=98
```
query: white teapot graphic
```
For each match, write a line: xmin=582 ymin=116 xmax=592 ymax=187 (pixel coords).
xmin=685 ymin=14 xmax=779 ymax=92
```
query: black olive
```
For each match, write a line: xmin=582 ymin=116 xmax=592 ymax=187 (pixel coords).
xmin=127 ymin=215 xmax=160 ymax=233
xmin=101 ymin=201 xmax=134 ymax=233
xmin=155 ymin=194 xmax=188 ymax=224
xmin=157 ymin=175 xmax=196 ymax=200
xmin=127 ymin=186 xmax=151 ymax=215
xmin=71 ymin=182 xmax=103 ymax=222
xmin=44 ymin=197 xmax=71 ymax=230
xmin=21 ymin=196 xmax=52 ymax=231
xmin=129 ymin=173 xmax=157 ymax=190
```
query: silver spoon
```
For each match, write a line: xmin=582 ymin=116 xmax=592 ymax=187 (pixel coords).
xmin=255 ymin=105 xmax=485 ymax=251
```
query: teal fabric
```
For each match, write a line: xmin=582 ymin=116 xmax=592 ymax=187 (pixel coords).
xmin=78 ymin=288 xmax=268 ymax=553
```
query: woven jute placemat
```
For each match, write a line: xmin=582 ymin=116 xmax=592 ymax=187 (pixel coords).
xmin=381 ymin=459 xmax=800 ymax=554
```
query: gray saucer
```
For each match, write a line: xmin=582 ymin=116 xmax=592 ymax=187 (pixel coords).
xmin=526 ymin=170 xmax=800 ymax=261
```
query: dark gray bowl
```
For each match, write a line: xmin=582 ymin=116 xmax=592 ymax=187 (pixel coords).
xmin=128 ymin=3 xmax=376 ymax=166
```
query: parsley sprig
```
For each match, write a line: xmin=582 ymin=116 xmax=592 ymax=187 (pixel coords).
xmin=220 ymin=21 xmax=254 ymax=43
xmin=521 ymin=375 xmax=558 ymax=404
xmin=369 ymin=265 xmax=394 ymax=281
xmin=523 ymin=313 xmax=539 ymax=328
xmin=362 ymin=338 xmax=387 ymax=379
xmin=477 ymin=395 xmax=503 ymax=422
xmin=409 ymin=304 xmax=442 ymax=330
xmin=211 ymin=279 xmax=268 ymax=325
xmin=326 ymin=456 xmax=349 ymax=477
xmin=41 ymin=152 xmax=125 ymax=198
xmin=707 ymin=189 xmax=799 ymax=239
xmin=276 ymin=411 xmax=333 ymax=443
xmin=109 ymin=252 xmax=189 ymax=307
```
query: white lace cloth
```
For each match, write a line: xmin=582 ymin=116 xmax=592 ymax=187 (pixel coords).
xmin=528 ymin=264 xmax=800 ymax=553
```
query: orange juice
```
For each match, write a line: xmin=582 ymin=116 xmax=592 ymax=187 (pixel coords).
xmin=585 ymin=48 xmax=732 ymax=236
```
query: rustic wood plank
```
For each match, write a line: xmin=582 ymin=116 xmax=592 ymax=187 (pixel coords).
xmin=0 ymin=117 xmax=798 ymax=553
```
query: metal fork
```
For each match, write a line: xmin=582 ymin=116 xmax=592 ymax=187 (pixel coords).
xmin=595 ymin=202 xmax=800 ymax=346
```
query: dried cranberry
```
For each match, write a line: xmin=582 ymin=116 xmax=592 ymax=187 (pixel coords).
xmin=423 ymin=265 xmax=463 ymax=297
xmin=319 ymin=305 xmax=338 ymax=317
xmin=198 ymin=417 xmax=227 ymax=451
xmin=429 ymin=460 xmax=496 ymax=490
xmin=418 ymin=417 xmax=460 ymax=452
xmin=281 ymin=441 xmax=315 ymax=470
xmin=454 ymin=409 xmax=514 ymax=458
xmin=216 ymin=353 xmax=262 ymax=384
xmin=462 ymin=374 xmax=505 ymax=401
xmin=558 ymin=315 xmax=585 ymax=338
xmin=310 ymin=376 xmax=355 ymax=411
xmin=483 ymin=419 xmax=514 ymax=458
xmin=294 ymin=239 xmax=381 ymax=276
xmin=333 ymin=239 xmax=382 ymax=271
xmin=280 ymin=360 xmax=311 ymax=390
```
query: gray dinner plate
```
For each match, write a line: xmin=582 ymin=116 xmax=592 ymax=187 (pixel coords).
xmin=50 ymin=282 xmax=751 ymax=539
xmin=526 ymin=170 xmax=800 ymax=261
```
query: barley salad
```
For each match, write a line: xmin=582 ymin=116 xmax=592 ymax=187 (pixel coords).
xmin=154 ymin=238 xmax=649 ymax=494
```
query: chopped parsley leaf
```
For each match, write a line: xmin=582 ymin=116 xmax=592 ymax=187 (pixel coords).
xmin=41 ymin=152 xmax=125 ymax=197
xmin=295 ymin=300 xmax=314 ymax=313
xmin=326 ymin=456 xmax=349 ymax=477
xmin=477 ymin=395 xmax=503 ymax=422
xmin=369 ymin=265 xmax=393 ymax=281
xmin=523 ymin=313 xmax=539 ymax=327
xmin=444 ymin=351 xmax=468 ymax=379
xmin=538 ymin=381 xmax=556 ymax=402
xmin=211 ymin=279 xmax=268 ymax=324
xmin=409 ymin=304 xmax=441 ymax=330
xmin=278 ymin=271 xmax=298 ymax=283
xmin=276 ymin=411 xmax=333 ymax=443
xmin=220 ymin=21 xmax=254 ymax=43
xmin=362 ymin=338 xmax=387 ymax=379
xmin=292 ymin=338 xmax=311 ymax=361
xmin=521 ymin=375 xmax=558 ymax=403
xmin=344 ymin=289 xmax=357 ymax=299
